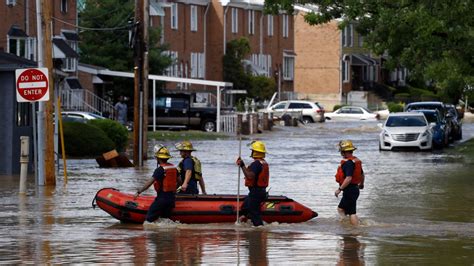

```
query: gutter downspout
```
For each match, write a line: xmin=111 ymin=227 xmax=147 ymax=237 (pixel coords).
xmin=223 ymin=6 xmax=229 ymax=55
xmin=203 ymin=2 xmax=210 ymax=80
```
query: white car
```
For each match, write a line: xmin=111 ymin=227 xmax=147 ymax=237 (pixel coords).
xmin=379 ymin=112 xmax=433 ymax=151
xmin=266 ymin=100 xmax=325 ymax=123
xmin=325 ymin=106 xmax=379 ymax=120
xmin=61 ymin=111 xmax=106 ymax=123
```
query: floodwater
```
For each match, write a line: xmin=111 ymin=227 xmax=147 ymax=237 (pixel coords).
xmin=1 ymin=120 xmax=474 ymax=264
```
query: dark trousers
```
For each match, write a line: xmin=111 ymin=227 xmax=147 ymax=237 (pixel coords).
xmin=241 ymin=188 xmax=267 ymax=226
xmin=146 ymin=192 xmax=175 ymax=222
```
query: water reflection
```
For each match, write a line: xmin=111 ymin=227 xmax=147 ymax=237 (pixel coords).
xmin=337 ymin=235 xmax=365 ymax=266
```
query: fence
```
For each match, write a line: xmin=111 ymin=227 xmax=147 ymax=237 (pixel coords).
xmin=220 ymin=112 xmax=273 ymax=135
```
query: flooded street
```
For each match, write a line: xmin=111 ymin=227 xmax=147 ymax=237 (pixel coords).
xmin=1 ymin=120 xmax=474 ymax=264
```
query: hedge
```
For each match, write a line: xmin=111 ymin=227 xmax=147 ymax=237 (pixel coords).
xmin=62 ymin=122 xmax=115 ymax=157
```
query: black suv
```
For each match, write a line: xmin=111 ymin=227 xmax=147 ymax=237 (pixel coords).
xmin=444 ymin=104 xmax=463 ymax=140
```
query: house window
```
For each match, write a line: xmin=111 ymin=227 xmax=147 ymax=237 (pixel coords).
xmin=342 ymin=58 xmax=349 ymax=82
xmin=191 ymin=52 xmax=205 ymax=78
xmin=6 ymin=0 xmax=16 ymax=6
xmin=283 ymin=55 xmax=294 ymax=80
xmin=358 ymin=33 xmax=364 ymax=47
xmin=190 ymin=5 xmax=197 ymax=32
xmin=282 ymin=14 xmax=289 ymax=38
xmin=171 ymin=3 xmax=178 ymax=30
xmin=343 ymin=24 xmax=353 ymax=47
xmin=267 ymin=15 xmax=273 ymax=36
xmin=164 ymin=51 xmax=179 ymax=76
xmin=231 ymin=8 xmax=238 ymax=33
xmin=64 ymin=40 xmax=77 ymax=72
xmin=8 ymin=37 xmax=27 ymax=58
xmin=16 ymin=102 xmax=31 ymax=127
xmin=248 ymin=10 xmax=255 ymax=35
xmin=61 ymin=0 xmax=68 ymax=13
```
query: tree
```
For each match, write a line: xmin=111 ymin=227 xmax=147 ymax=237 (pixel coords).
xmin=79 ymin=0 xmax=171 ymax=98
xmin=265 ymin=0 xmax=474 ymax=103
xmin=223 ymin=37 xmax=276 ymax=101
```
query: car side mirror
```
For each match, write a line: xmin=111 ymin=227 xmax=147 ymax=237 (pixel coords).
xmin=377 ymin=123 xmax=383 ymax=129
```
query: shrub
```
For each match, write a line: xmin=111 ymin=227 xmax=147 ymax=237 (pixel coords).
xmin=333 ymin=104 xmax=346 ymax=111
xmin=89 ymin=119 xmax=129 ymax=152
xmin=393 ymin=93 xmax=410 ymax=103
xmin=387 ymin=102 xmax=404 ymax=112
xmin=62 ymin=122 xmax=115 ymax=157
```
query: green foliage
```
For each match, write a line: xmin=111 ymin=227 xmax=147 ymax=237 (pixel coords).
xmin=223 ymin=37 xmax=276 ymax=101
xmin=79 ymin=0 xmax=172 ymax=99
xmin=265 ymin=0 xmax=474 ymax=103
xmin=248 ymin=76 xmax=276 ymax=100
xmin=333 ymin=104 xmax=346 ymax=111
xmin=63 ymin=122 xmax=115 ymax=157
xmin=387 ymin=102 xmax=404 ymax=113
xmin=89 ymin=119 xmax=129 ymax=152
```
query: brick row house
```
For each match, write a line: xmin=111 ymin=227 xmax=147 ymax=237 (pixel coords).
xmin=294 ymin=6 xmax=406 ymax=110
xmin=152 ymin=0 xmax=295 ymax=101
xmin=0 ymin=0 xmax=80 ymax=84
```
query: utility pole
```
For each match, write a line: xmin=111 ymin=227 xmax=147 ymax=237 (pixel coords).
xmin=42 ymin=0 xmax=55 ymax=185
xmin=133 ymin=0 xmax=149 ymax=166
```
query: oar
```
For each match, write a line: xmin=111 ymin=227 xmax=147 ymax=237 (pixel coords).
xmin=236 ymin=133 xmax=242 ymax=224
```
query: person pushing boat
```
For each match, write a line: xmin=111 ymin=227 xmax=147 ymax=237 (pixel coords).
xmin=175 ymin=141 xmax=207 ymax=195
xmin=236 ymin=140 xmax=269 ymax=226
xmin=135 ymin=145 xmax=180 ymax=223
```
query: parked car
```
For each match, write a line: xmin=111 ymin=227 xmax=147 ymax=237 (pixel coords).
xmin=410 ymin=109 xmax=448 ymax=148
xmin=325 ymin=106 xmax=379 ymax=120
xmin=378 ymin=112 xmax=433 ymax=151
xmin=404 ymin=101 xmax=452 ymax=142
xmin=266 ymin=100 xmax=325 ymax=123
xmin=148 ymin=93 xmax=222 ymax=132
xmin=444 ymin=104 xmax=463 ymax=140
xmin=61 ymin=111 xmax=106 ymax=123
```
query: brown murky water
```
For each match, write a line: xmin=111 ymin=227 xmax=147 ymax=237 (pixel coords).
xmin=1 ymin=121 xmax=473 ymax=264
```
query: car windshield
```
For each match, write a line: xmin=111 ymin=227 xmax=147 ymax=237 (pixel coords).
xmin=386 ymin=116 xmax=427 ymax=127
xmin=422 ymin=112 xmax=438 ymax=123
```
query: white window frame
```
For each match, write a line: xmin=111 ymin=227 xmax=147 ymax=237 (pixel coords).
xmin=7 ymin=36 xmax=28 ymax=58
xmin=282 ymin=14 xmax=289 ymax=38
xmin=248 ymin=10 xmax=255 ymax=35
xmin=190 ymin=5 xmax=197 ymax=32
xmin=64 ymin=40 xmax=77 ymax=72
xmin=171 ymin=3 xmax=178 ymax=30
xmin=6 ymin=0 xmax=16 ymax=6
xmin=267 ymin=15 xmax=273 ymax=36
xmin=231 ymin=8 xmax=238 ymax=33
xmin=61 ymin=0 xmax=68 ymax=13
xmin=343 ymin=24 xmax=353 ymax=47
xmin=164 ymin=51 xmax=179 ymax=76
xmin=283 ymin=55 xmax=294 ymax=80
xmin=342 ymin=56 xmax=350 ymax=82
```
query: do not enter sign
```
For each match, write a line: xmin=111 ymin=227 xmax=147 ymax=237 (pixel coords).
xmin=16 ymin=68 xmax=50 ymax=102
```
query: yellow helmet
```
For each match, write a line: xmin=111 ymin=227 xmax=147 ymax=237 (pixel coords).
xmin=338 ymin=140 xmax=357 ymax=152
xmin=175 ymin=140 xmax=196 ymax=151
xmin=154 ymin=145 xmax=172 ymax=159
xmin=250 ymin=141 xmax=266 ymax=153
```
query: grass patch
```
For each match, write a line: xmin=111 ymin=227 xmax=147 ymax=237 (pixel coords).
xmin=148 ymin=130 xmax=231 ymax=141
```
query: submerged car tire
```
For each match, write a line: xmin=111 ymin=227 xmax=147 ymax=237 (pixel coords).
xmin=302 ymin=116 xmax=314 ymax=124
xmin=201 ymin=119 xmax=216 ymax=132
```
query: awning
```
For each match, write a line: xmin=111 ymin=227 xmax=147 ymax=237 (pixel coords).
xmin=283 ymin=50 xmax=297 ymax=57
xmin=8 ymin=26 xmax=28 ymax=37
xmin=242 ymin=59 xmax=267 ymax=76
xmin=65 ymin=78 xmax=83 ymax=90
xmin=62 ymin=32 xmax=79 ymax=41
xmin=53 ymin=38 xmax=79 ymax=58
xmin=351 ymin=54 xmax=376 ymax=66
xmin=150 ymin=1 xmax=165 ymax=16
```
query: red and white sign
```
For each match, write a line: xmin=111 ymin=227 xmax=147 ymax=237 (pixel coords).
xmin=15 ymin=68 xmax=50 ymax=102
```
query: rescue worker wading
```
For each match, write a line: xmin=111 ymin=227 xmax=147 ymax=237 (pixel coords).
xmin=334 ymin=140 xmax=365 ymax=226
xmin=175 ymin=141 xmax=207 ymax=195
xmin=135 ymin=145 xmax=181 ymax=223
xmin=236 ymin=141 xmax=269 ymax=226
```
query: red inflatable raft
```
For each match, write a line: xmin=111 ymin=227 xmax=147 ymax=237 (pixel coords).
xmin=93 ymin=188 xmax=317 ymax=224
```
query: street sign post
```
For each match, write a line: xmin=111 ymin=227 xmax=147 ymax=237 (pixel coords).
xmin=15 ymin=68 xmax=49 ymax=102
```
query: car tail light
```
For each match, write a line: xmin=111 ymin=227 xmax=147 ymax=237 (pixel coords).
xmin=316 ymin=110 xmax=322 ymax=113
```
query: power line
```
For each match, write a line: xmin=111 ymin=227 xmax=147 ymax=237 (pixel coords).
xmin=53 ymin=16 xmax=132 ymax=31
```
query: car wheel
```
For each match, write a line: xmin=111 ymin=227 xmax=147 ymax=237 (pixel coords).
xmin=201 ymin=120 xmax=216 ymax=132
xmin=302 ymin=116 xmax=313 ymax=124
